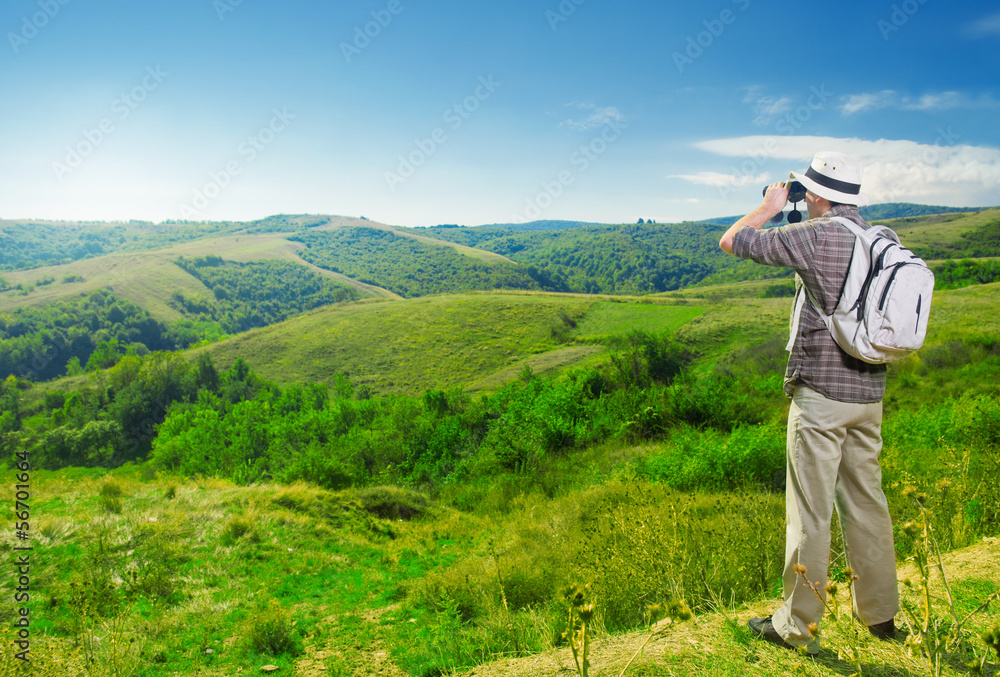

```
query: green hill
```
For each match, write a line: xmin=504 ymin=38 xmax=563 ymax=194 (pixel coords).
xmin=0 ymin=214 xmax=337 ymax=272
xmin=878 ymin=207 xmax=1000 ymax=259
xmin=0 ymin=229 xmax=388 ymax=321
xmin=193 ymin=294 xmax=704 ymax=396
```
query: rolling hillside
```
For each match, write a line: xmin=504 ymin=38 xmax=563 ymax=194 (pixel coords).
xmin=879 ymin=207 xmax=1000 ymax=258
xmin=4 ymin=207 xmax=999 ymax=386
xmin=0 ymin=223 xmax=396 ymax=320
xmin=4 ymin=208 xmax=997 ymax=319
xmin=190 ymin=294 xmax=704 ymax=396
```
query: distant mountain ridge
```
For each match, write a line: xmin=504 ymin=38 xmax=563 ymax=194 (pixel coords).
xmin=458 ymin=204 xmax=991 ymax=232
xmin=697 ymin=203 xmax=992 ymax=228
xmin=458 ymin=219 xmax=607 ymax=232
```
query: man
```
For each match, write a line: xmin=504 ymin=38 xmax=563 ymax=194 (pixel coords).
xmin=718 ymin=151 xmax=898 ymax=656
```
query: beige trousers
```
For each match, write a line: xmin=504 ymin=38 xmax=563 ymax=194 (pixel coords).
xmin=772 ymin=386 xmax=899 ymax=653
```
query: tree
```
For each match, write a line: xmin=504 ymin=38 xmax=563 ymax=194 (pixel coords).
xmin=195 ymin=352 xmax=220 ymax=392
xmin=65 ymin=357 xmax=84 ymax=377
xmin=1 ymin=375 xmax=21 ymax=433
xmin=86 ymin=339 xmax=123 ymax=372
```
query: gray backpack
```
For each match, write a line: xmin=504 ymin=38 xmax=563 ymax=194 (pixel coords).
xmin=789 ymin=216 xmax=934 ymax=364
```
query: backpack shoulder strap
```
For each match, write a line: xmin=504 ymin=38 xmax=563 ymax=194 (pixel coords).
xmin=829 ymin=215 xmax=890 ymax=240
xmin=786 ymin=281 xmax=807 ymax=352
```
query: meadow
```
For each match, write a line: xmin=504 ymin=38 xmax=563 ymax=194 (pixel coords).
xmin=2 ymin=280 xmax=999 ymax=677
xmin=2 ymin=209 xmax=1000 ymax=676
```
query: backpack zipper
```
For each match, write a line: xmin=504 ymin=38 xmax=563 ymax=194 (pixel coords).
xmin=878 ymin=262 xmax=917 ymax=311
xmin=853 ymin=239 xmax=899 ymax=320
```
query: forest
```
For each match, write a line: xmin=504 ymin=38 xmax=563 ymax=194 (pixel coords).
xmin=171 ymin=256 xmax=361 ymax=334
xmin=0 ymin=290 xmax=174 ymax=381
xmin=291 ymin=227 xmax=546 ymax=297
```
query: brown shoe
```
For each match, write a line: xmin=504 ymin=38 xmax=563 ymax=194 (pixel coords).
xmin=869 ymin=619 xmax=896 ymax=639
xmin=747 ymin=616 xmax=818 ymax=657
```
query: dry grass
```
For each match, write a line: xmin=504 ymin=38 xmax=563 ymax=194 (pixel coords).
xmin=454 ymin=538 xmax=1000 ymax=677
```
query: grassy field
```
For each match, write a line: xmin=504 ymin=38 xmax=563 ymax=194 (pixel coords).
xmin=0 ymin=468 xmax=471 ymax=676
xmin=574 ymin=300 xmax=705 ymax=339
xmin=453 ymin=537 xmax=1000 ymax=677
xmin=878 ymin=207 xmax=1000 ymax=252
xmin=194 ymin=294 xmax=596 ymax=395
xmin=185 ymin=294 xmax=713 ymax=396
xmin=4 ymin=461 xmax=997 ymax=677
xmin=0 ymin=232 xmax=390 ymax=322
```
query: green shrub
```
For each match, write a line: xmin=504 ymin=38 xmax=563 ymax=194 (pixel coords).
xmin=99 ymin=477 xmax=124 ymax=497
xmin=245 ymin=599 xmax=301 ymax=656
xmin=667 ymin=371 xmax=781 ymax=432
xmin=221 ymin=514 xmax=259 ymax=545
xmin=99 ymin=494 xmax=123 ymax=514
xmin=637 ymin=420 xmax=785 ymax=491
xmin=350 ymin=486 xmax=429 ymax=521
xmin=606 ymin=330 xmax=692 ymax=389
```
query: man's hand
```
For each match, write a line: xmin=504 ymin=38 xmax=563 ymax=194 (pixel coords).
xmin=719 ymin=181 xmax=790 ymax=255
xmin=762 ymin=181 xmax=790 ymax=214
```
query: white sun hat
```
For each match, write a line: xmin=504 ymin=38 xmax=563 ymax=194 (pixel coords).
xmin=790 ymin=151 xmax=870 ymax=206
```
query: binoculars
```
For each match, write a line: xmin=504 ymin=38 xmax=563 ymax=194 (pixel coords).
xmin=762 ymin=180 xmax=806 ymax=223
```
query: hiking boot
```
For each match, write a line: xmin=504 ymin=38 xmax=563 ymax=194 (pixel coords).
xmin=869 ymin=619 xmax=896 ymax=640
xmin=747 ymin=616 xmax=818 ymax=657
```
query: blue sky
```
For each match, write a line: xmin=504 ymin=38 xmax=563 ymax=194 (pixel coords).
xmin=2 ymin=0 xmax=999 ymax=227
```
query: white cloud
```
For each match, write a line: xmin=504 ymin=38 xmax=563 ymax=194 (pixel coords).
xmin=669 ymin=171 xmax=770 ymax=188
xmin=694 ymin=135 xmax=1000 ymax=206
xmin=840 ymin=90 xmax=1000 ymax=115
xmin=840 ymin=90 xmax=898 ymax=115
xmin=907 ymin=92 xmax=966 ymax=111
xmin=741 ymin=87 xmax=793 ymax=126
xmin=560 ymin=103 xmax=625 ymax=131
xmin=966 ymin=11 xmax=1000 ymax=37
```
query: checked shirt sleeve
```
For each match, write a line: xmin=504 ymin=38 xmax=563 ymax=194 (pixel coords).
xmin=731 ymin=222 xmax=818 ymax=276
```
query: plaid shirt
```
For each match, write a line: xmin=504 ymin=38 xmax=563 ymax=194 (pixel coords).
xmin=732 ymin=205 xmax=893 ymax=403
